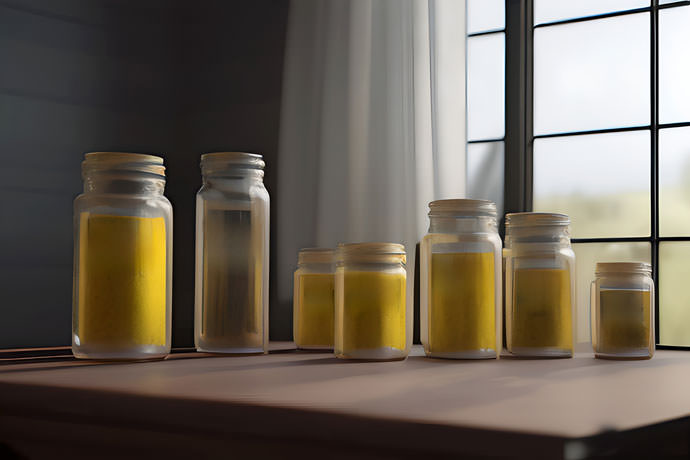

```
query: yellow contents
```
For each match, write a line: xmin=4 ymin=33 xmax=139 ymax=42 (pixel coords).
xmin=336 ymin=271 xmax=406 ymax=354
xmin=511 ymin=268 xmax=572 ymax=351
xmin=294 ymin=273 xmax=335 ymax=348
xmin=77 ymin=213 xmax=167 ymax=348
xmin=428 ymin=252 xmax=495 ymax=353
xmin=599 ymin=289 xmax=651 ymax=352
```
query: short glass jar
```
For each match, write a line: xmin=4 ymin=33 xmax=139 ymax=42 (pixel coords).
xmin=504 ymin=213 xmax=575 ymax=358
xmin=334 ymin=243 xmax=409 ymax=360
xmin=195 ymin=152 xmax=270 ymax=354
xmin=72 ymin=152 xmax=173 ymax=360
xmin=420 ymin=199 xmax=502 ymax=359
xmin=293 ymin=248 xmax=335 ymax=350
xmin=591 ymin=262 xmax=654 ymax=360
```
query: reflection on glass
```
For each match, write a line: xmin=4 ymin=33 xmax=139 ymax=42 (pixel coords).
xmin=535 ymin=0 xmax=649 ymax=25
xmin=660 ymin=127 xmax=690 ymax=236
xmin=467 ymin=0 xmax=505 ymax=34
xmin=660 ymin=242 xmax=690 ymax=346
xmin=534 ymin=13 xmax=649 ymax=135
xmin=573 ymin=242 xmax=651 ymax=351
xmin=660 ymin=6 xmax=690 ymax=124
xmin=467 ymin=142 xmax=504 ymax=218
xmin=467 ymin=33 xmax=505 ymax=141
xmin=533 ymin=131 xmax=650 ymax=238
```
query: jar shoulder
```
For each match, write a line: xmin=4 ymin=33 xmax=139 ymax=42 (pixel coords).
xmin=75 ymin=192 xmax=172 ymax=219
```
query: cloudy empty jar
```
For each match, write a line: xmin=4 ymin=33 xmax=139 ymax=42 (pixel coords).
xmin=335 ymin=243 xmax=409 ymax=360
xmin=72 ymin=152 xmax=172 ymax=360
xmin=420 ymin=199 xmax=502 ymax=359
xmin=293 ymin=248 xmax=335 ymax=350
xmin=504 ymin=213 xmax=575 ymax=358
xmin=591 ymin=262 xmax=654 ymax=360
xmin=195 ymin=152 xmax=270 ymax=354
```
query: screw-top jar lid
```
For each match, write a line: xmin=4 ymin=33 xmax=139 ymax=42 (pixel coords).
xmin=336 ymin=242 xmax=406 ymax=265
xmin=82 ymin=152 xmax=165 ymax=177
xmin=505 ymin=212 xmax=570 ymax=227
xmin=428 ymin=199 xmax=496 ymax=217
xmin=596 ymin=262 xmax=652 ymax=276
xmin=298 ymin=248 xmax=335 ymax=265
xmin=201 ymin=152 xmax=264 ymax=175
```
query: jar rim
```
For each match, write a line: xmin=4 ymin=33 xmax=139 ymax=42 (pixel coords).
xmin=201 ymin=152 xmax=265 ymax=171
xmin=505 ymin=212 xmax=570 ymax=227
xmin=298 ymin=247 xmax=335 ymax=264
xmin=596 ymin=262 xmax=651 ymax=275
xmin=428 ymin=199 xmax=496 ymax=217
xmin=82 ymin=152 xmax=165 ymax=177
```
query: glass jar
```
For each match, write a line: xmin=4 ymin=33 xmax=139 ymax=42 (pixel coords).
xmin=72 ymin=152 xmax=173 ymax=360
xmin=335 ymin=243 xmax=409 ymax=360
xmin=504 ymin=213 xmax=575 ymax=358
xmin=293 ymin=248 xmax=335 ymax=350
xmin=195 ymin=152 xmax=270 ymax=354
xmin=420 ymin=199 xmax=502 ymax=359
xmin=591 ymin=262 xmax=654 ymax=360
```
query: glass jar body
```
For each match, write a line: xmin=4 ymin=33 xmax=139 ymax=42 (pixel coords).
xmin=72 ymin=170 xmax=173 ymax=360
xmin=194 ymin=172 xmax=270 ymax=354
xmin=335 ymin=258 xmax=409 ymax=360
xmin=591 ymin=271 xmax=654 ymax=359
xmin=420 ymin=216 xmax=502 ymax=359
xmin=294 ymin=260 xmax=335 ymax=350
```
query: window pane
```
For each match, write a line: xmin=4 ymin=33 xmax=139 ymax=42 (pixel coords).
xmin=660 ymin=126 xmax=690 ymax=236
xmin=533 ymin=131 xmax=650 ymax=238
xmin=535 ymin=0 xmax=649 ymax=25
xmin=467 ymin=33 xmax=504 ymax=141
xmin=573 ymin=242 xmax=651 ymax=351
xmin=534 ymin=14 xmax=649 ymax=135
xmin=467 ymin=141 xmax=504 ymax=218
xmin=467 ymin=0 xmax=504 ymax=34
xmin=659 ymin=6 xmax=690 ymax=124
xmin=660 ymin=242 xmax=690 ymax=346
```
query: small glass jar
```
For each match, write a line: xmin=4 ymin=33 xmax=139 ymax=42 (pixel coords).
xmin=335 ymin=243 xmax=409 ymax=360
xmin=504 ymin=213 xmax=575 ymax=358
xmin=195 ymin=152 xmax=270 ymax=354
xmin=72 ymin=152 xmax=173 ymax=360
xmin=293 ymin=248 xmax=335 ymax=350
xmin=591 ymin=262 xmax=654 ymax=360
xmin=420 ymin=199 xmax=502 ymax=359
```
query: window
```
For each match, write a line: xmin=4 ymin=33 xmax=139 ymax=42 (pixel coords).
xmin=521 ymin=1 xmax=690 ymax=347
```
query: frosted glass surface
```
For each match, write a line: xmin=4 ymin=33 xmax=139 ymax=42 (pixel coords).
xmin=660 ymin=127 xmax=690 ymax=236
xmin=467 ymin=33 xmax=504 ymax=141
xmin=535 ymin=0 xmax=649 ymax=25
xmin=659 ymin=6 xmax=690 ymax=124
xmin=572 ymin=242 xmax=651 ymax=351
xmin=534 ymin=14 xmax=649 ymax=135
xmin=660 ymin=242 xmax=690 ymax=346
xmin=467 ymin=141 xmax=504 ymax=218
xmin=533 ymin=131 xmax=650 ymax=238
xmin=467 ymin=0 xmax=504 ymax=34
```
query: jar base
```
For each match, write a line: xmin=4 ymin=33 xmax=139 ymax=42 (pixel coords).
xmin=297 ymin=344 xmax=334 ymax=352
xmin=335 ymin=347 xmax=407 ymax=361
xmin=426 ymin=349 xmax=497 ymax=360
xmin=508 ymin=347 xmax=572 ymax=358
xmin=197 ymin=346 xmax=266 ymax=355
xmin=596 ymin=349 xmax=653 ymax=360
xmin=72 ymin=344 xmax=169 ymax=361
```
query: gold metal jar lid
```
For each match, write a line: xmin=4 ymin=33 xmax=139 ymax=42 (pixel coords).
xmin=82 ymin=152 xmax=165 ymax=177
xmin=336 ymin=242 xmax=406 ymax=265
xmin=298 ymin=248 xmax=335 ymax=265
xmin=428 ymin=199 xmax=496 ymax=217
xmin=505 ymin=212 xmax=570 ymax=227
xmin=596 ymin=262 xmax=652 ymax=276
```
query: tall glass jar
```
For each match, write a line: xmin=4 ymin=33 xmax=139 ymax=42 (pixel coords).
xmin=72 ymin=152 xmax=173 ymax=360
xmin=335 ymin=243 xmax=410 ymax=360
xmin=195 ymin=152 xmax=270 ymax=354
xmin=504 ymin=212 xmax=575 ymax=358
xmin=420 ymin=199 xmax=502 ymax=359
xmin=293 ymin=248 xmax=335 ymax=350
xmin=591 ymin=262 xmax=654 ymax=360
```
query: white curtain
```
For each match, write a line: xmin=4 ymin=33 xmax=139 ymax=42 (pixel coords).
xmin=277 ymin=0 xmax=467 ymax=317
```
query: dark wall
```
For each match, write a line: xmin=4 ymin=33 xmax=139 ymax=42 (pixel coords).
xmin=0 ymin=0 xmax=289 ymax=348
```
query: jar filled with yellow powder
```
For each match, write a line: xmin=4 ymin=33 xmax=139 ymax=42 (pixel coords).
xmin=293 ymin=248 xmax=335 ymax=350
xmin=335 ymin=243 xmax=409 ymax=360
xmin=420 ymin=199 xmax=502 ymax=359
xmin=504 ymin=213 xmax=575 ymax=358
xmin=195 ymin=152 xmax=270 ymax=354
xmin=72 ymin=152 xmax=173 ymax=360
xmin=591 ymin=262 xmax=654 ymax=360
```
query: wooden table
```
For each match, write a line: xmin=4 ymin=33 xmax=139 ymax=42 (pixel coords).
xmin=0 ymin=344 xmax=689 ymax=458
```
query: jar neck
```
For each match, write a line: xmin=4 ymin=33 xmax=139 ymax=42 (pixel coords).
xmin=506 ymin=225 xmax=571 ymax=246
xmin=84 ymin=171 xmax=165 ymax=195
xmin=202 ymin=170 xmax=264 ymax=186
xmin=428 ymin=215 xmax=497 ymax=234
